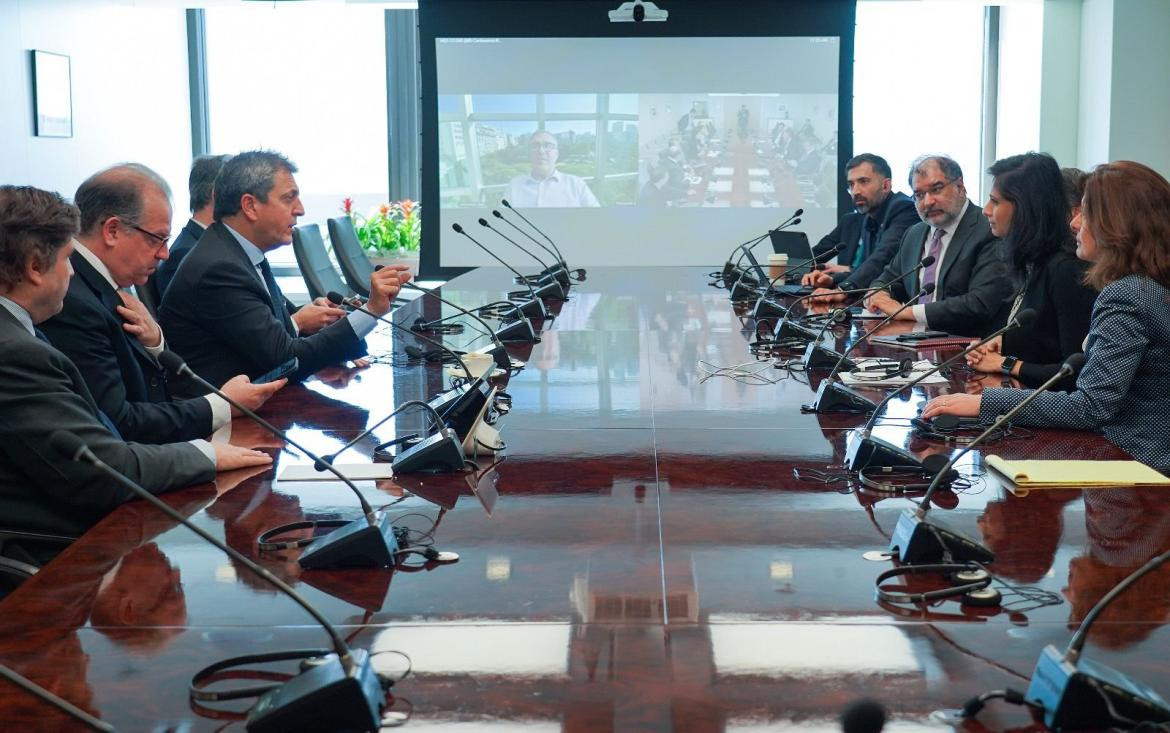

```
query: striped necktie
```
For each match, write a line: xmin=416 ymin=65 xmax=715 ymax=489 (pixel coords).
xmin=920 ymin=228 xmax=944 ymax=304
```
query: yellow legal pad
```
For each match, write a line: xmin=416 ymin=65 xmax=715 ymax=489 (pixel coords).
xmin=985 ymin=456 xmax=1170 ymax=490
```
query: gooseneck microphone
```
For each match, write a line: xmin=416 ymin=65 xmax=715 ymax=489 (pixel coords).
xmin=477 ymin=217 xmax=567 ymax=300
xmin=500 ymin=198 xmax=569 ymax=266
xmin=451 ymin=223 xmax=551 ymax=320
xmin=398 ymin=280 xmax=537 ymax=349
xmin=886 ymin=353 xmax=1086 ymax=565
xmin=156 ymin=350 xmax=402 ymax=569
xmin=725 ymin=209 xmax=803 ymax=269
xmin=804 ymin=282 xmax=936 ymax=384
xmin=844 ymin=308 xmax=1038 ymax=472
xmin=0 ymin=663 xmax=115 ymax=731
xmin=491 ymin=209 xmax=569 ymax=283
xmin=48 ymin=430 xmax=384 ymax=733
xmin=727 ymin=217 xmax=802 ymax=299
xmin=750 ymin=242 xmax=841 ymax=319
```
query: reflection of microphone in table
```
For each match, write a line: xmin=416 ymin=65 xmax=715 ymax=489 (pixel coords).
xmin=49 ymin=430 xmax=385 ymax=733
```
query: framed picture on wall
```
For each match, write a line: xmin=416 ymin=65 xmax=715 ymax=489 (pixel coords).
xmin=31 ymin=50 xmax=72 ymax=138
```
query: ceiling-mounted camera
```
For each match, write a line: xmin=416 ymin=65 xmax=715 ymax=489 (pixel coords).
xmin=608 ymin=1 xmax=668 ymax=23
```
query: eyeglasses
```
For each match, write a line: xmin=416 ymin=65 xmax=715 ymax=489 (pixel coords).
xmin=529 ymin=142 xmax=558 ymax=152
xmin=125 ymin=222 xmax=170 ymax=250
xmin=912 ymin=179 xmax=957 ymax=202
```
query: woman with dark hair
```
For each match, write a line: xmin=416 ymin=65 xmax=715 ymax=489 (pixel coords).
xmin=965 ymin=153 xmax=1097 ymax=387
xmin=924 ymin=161 xmax=1170 ymax=474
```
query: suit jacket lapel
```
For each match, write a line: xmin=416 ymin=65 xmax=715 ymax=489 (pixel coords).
xmin=70 ymin=253 xmax=154 ymax=364
xmin=938 ymin=202 xmax=979 ymax=287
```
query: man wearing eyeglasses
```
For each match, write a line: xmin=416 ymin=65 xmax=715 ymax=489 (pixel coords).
xmin=503 ymin=130 xmax=600 ymax=208
xmin=862 ymin=155 xmax=1010 ymax=337
xmin=39 ymin=164 xmax=284 ymax=443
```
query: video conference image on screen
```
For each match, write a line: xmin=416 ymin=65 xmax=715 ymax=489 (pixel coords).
xmin=434 ymin=36 xmax=840 ymax=266
xmin=439 ymin=91 xmax=838 ymax=211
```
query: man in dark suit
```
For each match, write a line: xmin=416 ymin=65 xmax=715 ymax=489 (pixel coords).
xmin=159 ymin=150 xmax=410 ymax=392
xmin=0 ymin=185 xmax=272 ymax=568
xmin=153 ymin=154 xmax=227 ymax=298
xmin=802 ymin=153 xmax=919 ymax=301
xmin=864 ymin=155 xmax=1011 ymax=336
xmin=39 ymin=164 xmax=284 ymax=444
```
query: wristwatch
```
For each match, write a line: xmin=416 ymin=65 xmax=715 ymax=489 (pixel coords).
xmin=1001 ymin=356 xmax=1019 ymax=375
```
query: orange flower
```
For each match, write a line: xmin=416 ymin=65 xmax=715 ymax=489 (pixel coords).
xmin=379 ymin=203 xmax=390 ymax=217
xmin=400 ymin=199 xmax=414 ymax=219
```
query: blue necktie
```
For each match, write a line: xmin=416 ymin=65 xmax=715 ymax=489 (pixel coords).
xmin=35 ymin=328 xmax=123 ymax=439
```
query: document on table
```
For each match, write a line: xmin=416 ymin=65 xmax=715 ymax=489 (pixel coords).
xmin=986 ymin=456 xmax=1170 ymax=490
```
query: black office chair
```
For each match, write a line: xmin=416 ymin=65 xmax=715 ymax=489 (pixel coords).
xmin=326 ymin=216 xmax=374 ymax=298
xmin=292 ymin=224 xmax=353 ymax=302
xmin=137 ymin=274 xmax=161 ymax=317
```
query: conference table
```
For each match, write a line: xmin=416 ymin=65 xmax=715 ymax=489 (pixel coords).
xmin=2 ymin=266 xmax=1168 ymax=732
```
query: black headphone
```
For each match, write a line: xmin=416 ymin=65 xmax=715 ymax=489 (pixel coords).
xmin=875 ymin=563 xmax=1002 ymax=607
xmin=850 ymin=358 xmax=913 ymax=380
xmin=411 ymin=316 xmax=464 ymax=335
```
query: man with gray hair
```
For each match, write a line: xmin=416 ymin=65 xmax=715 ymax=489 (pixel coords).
xmin=159 ymin=150 xmax=410 ymax=391
xmin=39 ymin=163 xmax=285 ymax=443
xmin=0 ymin=184 xmax=272 ymax=571
xmin=863 ymin=154 xmax=1010 ymax=336
xmin=153 ymin=154 xmax=227 ymax=297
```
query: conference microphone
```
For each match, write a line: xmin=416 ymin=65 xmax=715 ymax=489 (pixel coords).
xmin=397 ymin=279 xmax=537 ymax=350
xmin=803 ymin=283 xmax=936 ymax=396
xmin=500 ymin=198 xmax=571 ymax=269
xmin=477 ymin=217 xmax=568 ymax=301
xmin=48 ymin=430 xmax=385 ymax=733
xmin=158 ymin=350 xmax=424 ymax=568
xmin=491 ymin=208 xmax=571 ymax=286
xmin=727 ymin=216 xmax=803 ymax=300
xmin=451 ymin=223 xmax=553 ymax=318
xmin=326 ymin=292 xmax=501 ymax=455
xmin=0 ymin=663 xmax=115 ymax=732
xmin=887 ymin=353 xmax=1086 ymax=565
xmin=751 ymin=242 xmax=844 ymax=318
xmin=843 ymin=308 xmax=1038 ymax=473
xmin=721 ymin=208 xmax=802 ymax=283
xmin=1022 ymin=519 xmax=1170 ymax=729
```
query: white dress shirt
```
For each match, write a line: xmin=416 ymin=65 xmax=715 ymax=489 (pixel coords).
xmin=503 ymin=170 xmax=601 ymax=208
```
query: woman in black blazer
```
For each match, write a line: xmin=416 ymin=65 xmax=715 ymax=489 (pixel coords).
xmin=924 ymin=161 xmax=1170 ymax=474
xmin=966 ymin=152 xmax=1096 ymax=388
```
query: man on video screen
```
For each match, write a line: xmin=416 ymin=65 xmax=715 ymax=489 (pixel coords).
xmin=504 ymin=131 xmax=600 ymax=208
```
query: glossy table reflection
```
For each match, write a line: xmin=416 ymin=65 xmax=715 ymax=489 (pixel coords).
xmin=2 ymin=267 xmax=1167 ymax=732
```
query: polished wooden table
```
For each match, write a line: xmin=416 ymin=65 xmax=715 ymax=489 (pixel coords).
xmin=2 ymin=267 xmax=1168 ymax=732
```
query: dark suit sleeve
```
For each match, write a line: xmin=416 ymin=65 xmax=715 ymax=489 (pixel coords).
xmin=195 ymin=262 xmax=366 ymax=382
xmin=922 ymin=238 xmax=1010 ymax=334
xmin=40 ymin=304 xmax=213 ymax=444
xmin=980 ymin=279 xmax=1145 ymax=430
xmin=867 ymin=225 xmax=919 ymax=301
xmin=0 ymin=342 xmax=214 ymax=519
xmin=840 ymin=204 xmax=921 ymax=290
xmin=1017 ymin=258 xmax=1098 ymax=387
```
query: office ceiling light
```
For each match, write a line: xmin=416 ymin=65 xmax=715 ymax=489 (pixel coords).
xmin=608 ymin=1 xmax=668 ymax=22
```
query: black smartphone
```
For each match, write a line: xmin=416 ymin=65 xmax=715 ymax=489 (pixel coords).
xmin=255 ymin=357 xmax=298 ymax=384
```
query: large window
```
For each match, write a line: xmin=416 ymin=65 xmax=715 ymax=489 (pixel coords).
xmin=204 ymin=4 xmax=389 ymax=267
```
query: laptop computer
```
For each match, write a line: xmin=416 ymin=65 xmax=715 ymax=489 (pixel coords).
xmin=768 ymin=230 xmax=816 ymax=295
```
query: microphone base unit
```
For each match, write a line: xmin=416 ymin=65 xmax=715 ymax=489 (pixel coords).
xmin=720 ymin=261 xmax=742 ymax=286
xmin=298 ymin=511 xmax=399 ymax=570
xmin=729 ymin=280 xmax=760 ymax=302
xmin=533 ymin=280 xmax=568 ymax=301
xmin=246 ymin=648 xmax=382 ymax=733
xmin=845 ymin=430 xmax=925 ymax=472
xmin=495 ymin=316 xmax=540 ymax=343
xmin=751 ymin=297 xmax=786 ymax=319
xmin=802 ymin=342 xmax=856 ymax=370
xmin=888 ymin=508 xmax=994 ymax=565
xmin=809 ymin=379 xmax=877 ymax=413
xmin=773 ymin=319 xmax=819 ymax=341
xmin=392 ymin=428 xmax=466 ymax=474
xmin=1026 ymin=644 xmax=1170 ymax=731
xmin=508 ymin=297 xmax=549 ymax=320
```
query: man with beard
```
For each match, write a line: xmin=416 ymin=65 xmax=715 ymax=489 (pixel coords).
xmin=802 ymin=154 xmax=918 ymax=301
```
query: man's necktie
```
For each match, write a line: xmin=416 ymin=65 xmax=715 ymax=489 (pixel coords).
xmin=35 ymin=328 xmax=123 ymax=439
xmin=258 ymin=259 xmax=295 ymax=336
xmin=852 ymin=218 xmax=878 ymax=269
xmin=920 ymin=228 xmax=944 ymax=304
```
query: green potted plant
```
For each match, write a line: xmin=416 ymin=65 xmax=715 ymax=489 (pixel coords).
xmin=342 ymin=197 xmax=420 ymax=268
